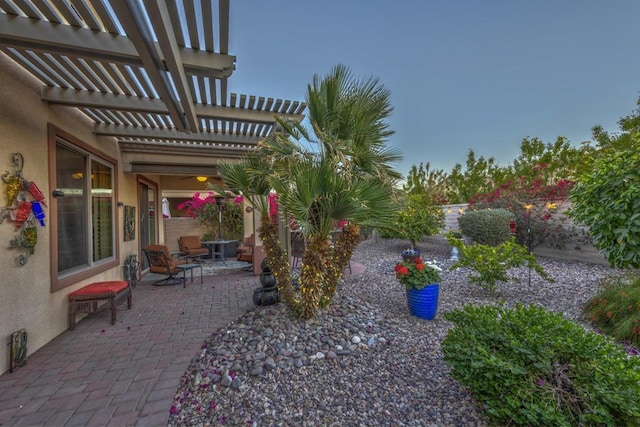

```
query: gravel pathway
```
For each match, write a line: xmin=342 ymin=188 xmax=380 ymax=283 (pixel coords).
xmin=168 ymin=237 xmax=618 ymax=426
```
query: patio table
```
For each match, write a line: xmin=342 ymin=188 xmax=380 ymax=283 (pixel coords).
xmin=176 ymin=263 xmax=203 ymax=287
xmin=201 ymin=240 xmax=239 ymax=265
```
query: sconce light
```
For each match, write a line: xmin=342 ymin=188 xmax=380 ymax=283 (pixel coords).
xmin=117 ymin=202 xmax=124 ymax=207
xmin=52 ymin=190 xmax=65 ymax=198
xmin=196 ymin=176 xmax=207 ymax=182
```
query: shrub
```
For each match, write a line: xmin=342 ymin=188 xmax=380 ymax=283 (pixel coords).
xmin=583 ymin=272 xmax=640 ymax=345
xmin=443 ymin=303 xmax=640 ymax=426
xmin=570 ymin=145 xmax=640 ymax=269
xmin=458 ymin=208 xmax=514 ymax=246
xmin=447 ymin=236 xmax=553 ymax=294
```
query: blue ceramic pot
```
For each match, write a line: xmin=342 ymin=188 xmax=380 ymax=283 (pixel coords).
xmin=406 ymin=283 xmax=439 ymax=320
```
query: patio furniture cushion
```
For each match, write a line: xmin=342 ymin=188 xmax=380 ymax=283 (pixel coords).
xmin=236 ymin=234 xmax=254 ymax=263
xmin=178 ymin=235 xmax=209 ymax=259
xmin=68 ymin=281 xmax=129 ymax=299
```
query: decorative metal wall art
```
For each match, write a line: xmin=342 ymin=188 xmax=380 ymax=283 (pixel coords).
xmin=9 ymin=328 xmax=27 ymax=373
xmin=1 ymin=153 xmax=47 ymax=265
xmin=124 ymin=205 xmax=135 ymax=241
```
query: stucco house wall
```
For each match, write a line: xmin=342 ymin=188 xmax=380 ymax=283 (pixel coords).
xmin=0 ymin=54 xmax=140 ymax=374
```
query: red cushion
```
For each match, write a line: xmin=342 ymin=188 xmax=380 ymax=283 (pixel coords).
xmin=68 ymin=281 xmax=128 ymax=299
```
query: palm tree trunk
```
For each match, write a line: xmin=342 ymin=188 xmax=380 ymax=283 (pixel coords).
xmin=320 ymin=223 xmax=360 ymax=305
xmin=298 ymin=235 xmax=331 ymax=319
xmin=257 ymin=214 xmax=295 ymax=309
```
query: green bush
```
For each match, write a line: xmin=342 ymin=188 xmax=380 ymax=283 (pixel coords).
xmin=570 ymin=144 xmax=640 ymax=269
xmin=447 ymin=236 xmax=553 ymax=294
xmin=443 ymin=303 xmax=640 ymax=426
xmin=458 ymin=208 xmax=514 ymax=246
xmin=583 ymin=272 xmax=640 ymax=345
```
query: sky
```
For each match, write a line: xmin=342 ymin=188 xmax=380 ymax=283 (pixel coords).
xmin=226 ymin=1 xmax=640 ymax=178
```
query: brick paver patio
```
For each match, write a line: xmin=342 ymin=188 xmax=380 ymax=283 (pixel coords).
xmin=0 ymin=271 xmax=259 ymax=426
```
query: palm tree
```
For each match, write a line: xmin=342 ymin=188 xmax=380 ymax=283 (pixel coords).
xmin=221 ymin=64 xmax=402 ymax=318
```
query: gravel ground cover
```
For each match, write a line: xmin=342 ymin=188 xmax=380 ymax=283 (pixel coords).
xmin=168 ymin=237 xmax=618 ymax=426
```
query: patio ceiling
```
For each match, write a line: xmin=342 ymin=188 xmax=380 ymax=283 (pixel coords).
xmin=0 ymin=0 xmax=306 ymax=176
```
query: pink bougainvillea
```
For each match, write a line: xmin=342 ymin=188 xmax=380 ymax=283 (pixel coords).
xmin=268 ymin=192 xmax=278 ymax=221
xmin=177 ymin=192 xmax=243 ymax=218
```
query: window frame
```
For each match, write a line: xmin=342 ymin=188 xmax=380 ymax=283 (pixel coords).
xmin=48 ymin=124 xmax=119 ymax=292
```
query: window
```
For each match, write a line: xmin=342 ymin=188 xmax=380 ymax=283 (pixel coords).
xmin=49 ymin=125 xmax=118 ymax=291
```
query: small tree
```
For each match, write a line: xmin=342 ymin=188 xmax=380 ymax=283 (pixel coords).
xmin=447 ymin=235 xmax=553 ymax=294
xmin=391 ymin=192 xmax=444 ymax=249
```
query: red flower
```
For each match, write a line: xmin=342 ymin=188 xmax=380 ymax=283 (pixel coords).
xmin=415 ymin=263 xmax=425 ymax=271
xmin=396 ymin=266 xmax=409 ymax=276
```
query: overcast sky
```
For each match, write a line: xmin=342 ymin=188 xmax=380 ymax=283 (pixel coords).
xmin=226 ymin=1 xmax=640 ymax=177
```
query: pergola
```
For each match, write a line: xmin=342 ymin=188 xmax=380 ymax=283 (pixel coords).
xmin=0 ymin=0 xmax=306 ymax=177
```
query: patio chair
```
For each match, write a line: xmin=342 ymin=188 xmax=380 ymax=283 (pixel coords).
xmin=236 ymin=234 xmax=254 ymax=271
xmin=291 ymin=231 xmax=305 ymax=269
xmin=143 ymin=245 xmax=187 ymax=286
xmin=178 ymin=235 xmax=209 ymax=262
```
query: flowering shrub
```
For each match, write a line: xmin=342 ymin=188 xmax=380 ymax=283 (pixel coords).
xmin=395 ymin=257 xmax=442 ymax=290
xmin=469 ymin=165 xmax=576 ymax=249
xmin=176 ymin=192 xmax=244 ymax=240
xmin=268 ymin=192 xmax=278 ymax=222
xmin=583 ymin=272 xmax=640 ymax=346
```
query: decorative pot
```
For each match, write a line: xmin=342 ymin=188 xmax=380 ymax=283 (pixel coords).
xmin=261 ymin=258 xmax=271 ymax=273
xmin=252 ymin=286 xmax=263 ymax=306
xmin=402 ymin=254 xmax=420 ymax=263
xmin=252 ymin=286 xmax=280 ymax=306
xmin=260 ymin=271 xmax=277 ymax=288
xmin=261 ymin=285 xmax=280 ymax=306
xmin=406 ymin=283 xmax=439 ymax=320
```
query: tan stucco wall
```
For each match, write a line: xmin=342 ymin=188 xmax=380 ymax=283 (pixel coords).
xmin=0 ymin=53 xmax=139 ymax=374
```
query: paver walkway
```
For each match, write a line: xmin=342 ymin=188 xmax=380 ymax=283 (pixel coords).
xmin=0 ymin=271 xmax=259 ymax=426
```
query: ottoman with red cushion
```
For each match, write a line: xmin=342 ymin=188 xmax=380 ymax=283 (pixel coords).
xmin=67 ymin=280 xmax=132 ymax=330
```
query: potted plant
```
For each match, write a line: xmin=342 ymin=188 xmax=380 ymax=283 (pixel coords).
xmin=394 ymin=257 xmax=442 ymax=320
